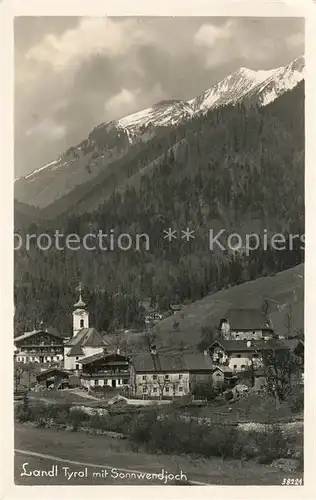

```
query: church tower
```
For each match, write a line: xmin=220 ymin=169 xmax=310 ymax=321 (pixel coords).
xmin=73 ymin=285 xmax=89 ymax=337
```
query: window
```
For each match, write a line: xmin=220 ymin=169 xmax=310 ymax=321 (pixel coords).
xmin=165 ymin=387 xmax=169 ymax=392
xmin=143 ymin=387 xmax=147 ymax=393
xmin=216 ymin=373 xmax=221 ymax=377
xmin=80 ymin=319 xmax=84 ymax=328
xmin=94 ymin=380 xmax=99 ymax=386
xmin=233 ymin=365 xmax=237 ymax=369
xmin=178 ymin=387 xmax=183 ymax=392
xmin=153 ymin=375 xmax=157 ymax=380
xmin=75 ymin=364 xmax=79 ymax=370
xmin=241 ymin=365 xmax=246 ymax=369
xmin=153 ymin=387 xmax=157 ymax=393
xmin=179 ymin=374 xmax=183 ymax=380
xmin=76 ymin=356 xmax=79 ymax=360
xmin=165 ymin=374 xmax=169 ymax=380
xmin=236 ymin=354 xmax=241 ymax=358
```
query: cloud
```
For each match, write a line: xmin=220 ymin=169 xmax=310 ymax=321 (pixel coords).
xmin=14 ymin=17 xmax=305 ymax=178
xmin=25 ymin=17 xmax=149 ymax=71
xmin=286 ymin=32 xmax=305 ymax=49
xmin=194 ymin=18 xmax=304 ymax=70
xmin=26 ymin=118 xmax=66 ymax=140
xmin=105 ymin=88 xmax=140 ymax=117
xmin=194 ymin=20 xmax=236 ymax=48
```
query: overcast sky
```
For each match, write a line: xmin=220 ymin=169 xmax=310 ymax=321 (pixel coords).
xmin=15 ymin=16 xmax=304 ymax=177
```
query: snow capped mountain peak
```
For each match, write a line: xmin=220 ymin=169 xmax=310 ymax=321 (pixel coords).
xmin=15 ymin=56 xmax=304 ymax=208
xmin=287 ymin=55 xmax=305 ymax=73
xmin=190 ymin=57 xmax=304 ymax=113
xmin=117 ymin=99 xmax=194 ymax=137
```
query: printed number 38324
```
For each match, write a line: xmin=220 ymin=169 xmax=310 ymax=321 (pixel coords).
xmin=282 ymin=478 xmax=303 ymax=486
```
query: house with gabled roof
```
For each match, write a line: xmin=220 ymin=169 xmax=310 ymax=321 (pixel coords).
xmin=219 ymin=308 xmax=275 ymax=341
xmin=130 ymin=346 xmax=213 ymax=398
xmin=208 ymin=338 xmax=304 ymax=373
xmin=80 ymin=351 xmax=130 ymax=390
xmin=14 ymin=328 xmax=66 ymax=364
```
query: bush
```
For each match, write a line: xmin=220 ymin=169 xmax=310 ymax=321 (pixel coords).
xmin=128 ymin=411 xmax=157 ymax=444
xmin=16 ymin=406 xmax=33 ymax=423
xmin=289 ymin=391 xmax=304 ymax=414
xmin=129 ymin=412 xmax=245 ymax=459
xmin=224 ymin=390 xmax=234 ymax=402
xmin=68 ymin=408 xmax=89 ymax=431
xmin=55 ymin=407 xmax=71 ymax=425
xmin=253 ymin=426 xmax=290 ymax=464
xmin=127 ymin=411 xmax=293 ymax=463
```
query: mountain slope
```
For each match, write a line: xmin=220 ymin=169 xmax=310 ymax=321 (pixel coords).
xmin=14 ymin=82 xmax=304 ymax=333
xmin=152 ymin=264 xmax=304 ymax=348
xmin=45 ymin=81 xmax=304 ymax=221
xmin=15 ymin=56 xmax=304 ymax=209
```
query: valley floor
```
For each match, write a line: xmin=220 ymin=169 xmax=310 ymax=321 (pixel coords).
xmin=15 ymin=424 xmax=293 ymax=486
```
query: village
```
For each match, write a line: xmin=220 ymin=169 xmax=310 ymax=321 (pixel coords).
xmin=14 ymin=288 xmax=304 ymax=405
xmin=13 ymin=283 xmax=305 ymax=487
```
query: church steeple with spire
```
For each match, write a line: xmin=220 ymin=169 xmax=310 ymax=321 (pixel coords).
xmin=72 ymin=282 xmax=89 ymax=337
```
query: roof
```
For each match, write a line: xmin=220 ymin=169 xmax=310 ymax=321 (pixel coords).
xmin=80 ymin=352 xmax=105 ymax=364
xmin=132 ymin=352 xmax=213 ymax=373
xmin=80 ymin=352 xmax=129 ymax=366
xmin=67 ymin=344 xmax=84 ymax=356
xmin=46 ymin=326 xmax=69 ymax=339
xmin=209 ymin=338 xmax=304 ymax=353
xmin=36 ymin=367 xmax=69 ymax=380
xmin=222 ymin=309 xmax=272 ymax=331
xmin=64 ymin=328 xmax=109 ymax=348
xmin=213 ymin=365 xmax=232 ymax=374
xmin=14 ymin=329 xmax=65 ymax=343
xmin=74 ymin=293 xmax=86 ymax=308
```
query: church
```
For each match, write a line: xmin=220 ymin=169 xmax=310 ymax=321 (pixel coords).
xmin=63 ymin=291 xmax=109 ymax=371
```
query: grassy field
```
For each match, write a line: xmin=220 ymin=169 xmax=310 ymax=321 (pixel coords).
xmin=151 ymin=264 xmax=304 ymax=347
xmin=179 ymin=393 xmax=304 ymax=424
xmin=28 ymin=389 xmax=102 ymax=405
xmin=15 ymin=423 xmax=290 ymax=485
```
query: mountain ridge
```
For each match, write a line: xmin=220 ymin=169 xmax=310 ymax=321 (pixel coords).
xmin=15 ymin=56 xmax=304 ymax=209
xmin=14 ymin=81 xmax=304 ymax=333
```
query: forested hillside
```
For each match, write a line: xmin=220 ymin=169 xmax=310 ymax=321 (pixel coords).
xmin=14 ymin=83 xmax=304 ymax=337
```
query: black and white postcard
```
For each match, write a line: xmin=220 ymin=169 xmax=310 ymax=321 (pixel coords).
xmin=1 ymin=0 xmax=316 ymax=499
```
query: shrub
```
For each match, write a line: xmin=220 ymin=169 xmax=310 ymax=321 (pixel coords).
xmin=128 ymin=411 xmax=157 ymax=444
xmin=55 ymin=407 xmax=71 ymax=425
xmin=15 ymin=405 xmax=32 ymax=423
xmin=68 ymin=408 xmax=89 ymax=431
xmin=289 ymin=391 xmax=304 ymax=414
xmin=128 ymin=411 xmax=293 ymax=463
xmin=224 ymin=390 xmax=234 ymax=402
xmin=254 ymin=426 xmax=290 ymax=464
xmin=129 ymin=412 xmax=245 ymax=459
